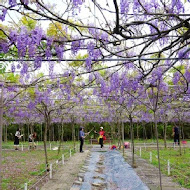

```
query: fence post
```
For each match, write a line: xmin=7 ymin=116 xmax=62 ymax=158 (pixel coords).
xmin=24 ymin=183 xmax=27 ymax=190
xmin=21 ymin=144 xmax=24 ymax=151
xmin=50 ymin=143 xmax=52 ymax=150
xmin=62 ymin=154 xmax=64 ymax=165
xmin=168 ymin=160 xmax=170 ymax=175
xmin=70 ymin=149 xmax=72 ymax=157
xmin=144 ymin=142 xmax=146 ymax=150
xmin=140 ymin=147 xmax=141 ymax=157
xmin=50 ymin=164 xmax=52 ymax=179
xmin=150 ymin=152 xmax=152 ymax=163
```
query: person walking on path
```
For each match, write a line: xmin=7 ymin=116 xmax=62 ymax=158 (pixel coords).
xmin=14 ymin=128 xmax=23 ymax=150
xmin=94 ymin=126 xmax=106 ymax=148
xmin=173 ymin=125 xmax=180 ymax=146
xmin=79 ymin=127 xmax=89 ymax=153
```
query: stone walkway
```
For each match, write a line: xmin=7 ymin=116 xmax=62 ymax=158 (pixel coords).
xmin=41 ymin=150 xmax=90 ymax=190
xmin=124 ymin=148 xmax=188 ymax=190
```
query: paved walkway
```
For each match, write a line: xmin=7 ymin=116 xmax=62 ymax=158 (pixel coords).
xmin=41 ymin=150 xmax=90 ymax=190
xmin=125 ymin=148 xmax=188 ymax=190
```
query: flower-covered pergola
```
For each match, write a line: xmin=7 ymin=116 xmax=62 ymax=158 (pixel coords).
xmin=0 ymin=0 xmax=190 ymax=189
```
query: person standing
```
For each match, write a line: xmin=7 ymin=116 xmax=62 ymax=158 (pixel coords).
xmin=14 ymin=128 xmax=22 ymax=150
xmin=79 ymin=127 xmax=89 ymax=153
xmin=173 ymin=125 xmax=180 ymax=145
xmin=95 ymin=127 xmax=106 ymax=148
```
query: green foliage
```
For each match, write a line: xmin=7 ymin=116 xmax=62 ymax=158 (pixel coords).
xmin=47 ymin=22 xmax=69 ymax=38
xmin=5 ymin=73 xmax=19 ymax=83
xmin=0 ymin=24 xmax=8 ymax=40
xmin=94 ymin=64 xmax=106 ymax=77
xmin=177 ymin=26 xmax=189 ymax=36
xmin=0 ymin=51 xmax=8 ymax=74
xmin=69 ymin=53 xmax=88 ymax=67
xmin=0 ymin=62 xmax=7 ymax=74
xmin=68 ymin=19 xmax=88 ymax=33
xmin=19 ymin=15 xmax=37 ymax=30
xmin=27 ymin=87 xmax=36 ymax=99
xmin=169 ymin=65 xmax=185 ymax=74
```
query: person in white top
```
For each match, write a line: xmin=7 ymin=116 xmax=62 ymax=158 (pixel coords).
xmin=14 ymin=128 xmax=23 ymax=150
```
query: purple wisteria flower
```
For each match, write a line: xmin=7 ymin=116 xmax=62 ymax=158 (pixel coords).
xmin=85 ymin=57 xmax=92 ymax=71
xmin=0 ymin=8 xmax=7 ymax=21
xmin=11 ymin=64 xmax=15 ymax=73
xmin=71 ymin=39 xmax=83 ymax=55
xmin=55 ymin=45 xmax=64 ymax=60
xmin=173 ymin=72 xmax=180 ymax=85
xmin=0 ymin=42 xmax=9 ymax=53
xmin=178 ymin=47 xmax=190 ymax=59
xmin=9 ymin=0 xmax=17 ymax=7
xmin=17 ymin=27 xmax=29 ymax=57
xmin=120 ymin=0 xmax=130 ymax=15
xmin=20 ymin=62 xmax=28 ymax=75
xmin=9 ymin=30 xmax=17 ymax=43
xmin=31 ymin=27 xmax=44 ymax=45
xmin=34 ymin=57 xmax=42 ymax=69
xmin=46 ymin=47 xmax=52 ymax=59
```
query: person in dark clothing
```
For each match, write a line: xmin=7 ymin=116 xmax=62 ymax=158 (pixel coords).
xmin=79 ymin=127 xmax=89 ymax=153
xmin=14 ymin=128 xmax=23 ymax=150
xmin=173 ymin=125 xmax=180 ymax=145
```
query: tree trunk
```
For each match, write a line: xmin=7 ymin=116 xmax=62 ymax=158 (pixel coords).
xmin=178 ymin=124 xmax=182 ymax=156
xmin=181 ymin=122 xmax=185 ymax=140
xmin=22 ymin=124 xmax=25 ymax=142
xmin=61 ymin=122 xmax=64 ymax=142
xmin=136 ymin=123 xmax=139 ymax=140
xmin=117 ymin=121 xmax=121 ymax=149
xmin=151 ymin=123 xmax=154 ymax=142
xmin=41 ymin=123 xmax=43 ymax=141
xmin=0 ymin=85 xmax=4 ymax=189
xmin=143 ymin=123 xmax=147 ymax=142
xmin=121 ymin=121 xmax=125 ymax=156
xmin=129 ymin=115 xmax=136 ymax=168
xmin=52 ymin=125 xmax=54 ymax=142
xmin=30 ymin=124 xmax=35 ymax=149
xmin=44 ymin=117 xmax=49 ymax=170
xmin=27 ymin=123 xmax=30 ymax=141
xmin=111 ymin=123 xmax=114 ymax=140
xmin=163 ymin=122 xmax=167 ymax=148
xmin=154 ymin=111 xmax=162 ymax=190
xmin=4 ymin=124 xmax=7 ymax=143
xmin=72 ymin=119 xmax=76 ymax=151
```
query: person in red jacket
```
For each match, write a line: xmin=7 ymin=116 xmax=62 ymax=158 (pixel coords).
xmin=95 ymin=127 xmax=106 ymax=148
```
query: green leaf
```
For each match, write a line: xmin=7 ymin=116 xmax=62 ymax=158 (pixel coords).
xmin=19 ymin=15 xmax=37 ymax=30
xmin=0 ymin=62 xmax=7 ymax=74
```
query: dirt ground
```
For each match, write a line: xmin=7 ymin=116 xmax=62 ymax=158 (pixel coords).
xmin=40 ymin=150 xmax=90 ymax=190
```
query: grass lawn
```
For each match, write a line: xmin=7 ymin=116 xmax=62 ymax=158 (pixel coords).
xmin=2 ymin=144 xmax=77 ymax=190
xmin=136 ymin=147 xmax=190 ymax=189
